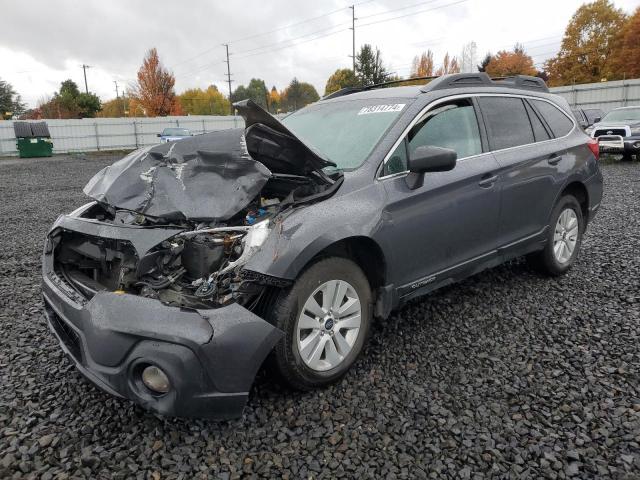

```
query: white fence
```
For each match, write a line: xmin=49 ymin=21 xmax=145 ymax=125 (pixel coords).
xmin=2 ymin=79 xmax=639 ymax=157
xmin=0 ymin=115 xmax=245 ymax=157
xmin=550 ymin=78 xmax=640 ymax=113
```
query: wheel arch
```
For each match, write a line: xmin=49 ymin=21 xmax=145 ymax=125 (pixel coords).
xmin=559 ymin=180 xmax=589 ymax=223
xmin=305 ymin=236 xmax=387 ymax=292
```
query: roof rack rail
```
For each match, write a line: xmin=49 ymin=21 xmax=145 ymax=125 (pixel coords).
xmin=422 ymin=73 xmax=549 ymax=93
xmin=322 ymin=73 xmax=549 ymax=101
xmin=323 ymin=76 xmax=439 ymax=100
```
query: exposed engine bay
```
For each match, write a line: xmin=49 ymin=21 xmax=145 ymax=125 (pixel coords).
xmin=49 ymin=99 xmax=343 ymax=310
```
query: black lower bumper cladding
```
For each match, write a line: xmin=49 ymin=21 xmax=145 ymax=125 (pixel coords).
xmin=42 ymin=269 xmax=283 ymax=419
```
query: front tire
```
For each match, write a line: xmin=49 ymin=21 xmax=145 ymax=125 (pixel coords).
xmin=527 ymin=195 xmax=584 ymax=276
xmin=267 ymin=257 xmax=372 ymax=390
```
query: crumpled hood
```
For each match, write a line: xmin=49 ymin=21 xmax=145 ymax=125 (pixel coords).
xmin=83 ymin=128 xmax=271 ymax=221
xmin=83 ymin=100 xmax=337 ymax=221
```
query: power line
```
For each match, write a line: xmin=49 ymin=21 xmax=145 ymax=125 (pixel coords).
xmin=358 ymin=0 xmax=441 ymax=20
xmin=357 ymin=0 xmax=469 ymax=28
xmin=171 ymin=0 xmax=374 ymax=71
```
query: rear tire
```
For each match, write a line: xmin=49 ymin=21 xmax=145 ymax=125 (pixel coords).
xmin=267 ymin=257 xmax=372 ymax=390
xmin=621 ymin=153 xmax=633 ymax=162
xmin=527 ymin=195 xmax=584 ymax=276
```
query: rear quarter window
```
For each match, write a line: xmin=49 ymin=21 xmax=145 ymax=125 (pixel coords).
xmin=531 ymin=100 xmax=574 ymax=137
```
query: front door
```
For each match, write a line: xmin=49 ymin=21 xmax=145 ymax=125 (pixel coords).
xmin=377 ymin=98 xmax=502 ymax=297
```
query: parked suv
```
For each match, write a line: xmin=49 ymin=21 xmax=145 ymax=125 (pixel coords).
xmin=572 ymin=107 xmax=604 ymax=130
xmin=42 ymin=73 xmax=603 ymax=419
xmin=586 ymin=106 xmax=640 ymax=161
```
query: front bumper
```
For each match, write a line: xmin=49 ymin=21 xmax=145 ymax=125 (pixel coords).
xmin=597 ymin=135 xmax=640 ymax=154
xmin=42 ymin=219 xmax=283 ymax=419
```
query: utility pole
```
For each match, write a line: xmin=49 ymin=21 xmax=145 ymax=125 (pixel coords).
xmin=113 ymin=81 xmax=119 ymax=99
xmin=81 ymin=64 xmax=92 ymax=93
xmin=349 ymin=5 xmax=356 ymax=73
xmin=223 ymin=44 xmax=233 ymax=115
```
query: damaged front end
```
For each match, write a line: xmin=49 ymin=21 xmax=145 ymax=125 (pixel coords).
xmin=42 ymin=100 xmax=343 ymax=418
xmin=61 ymin=99 xmax=341 ymax=310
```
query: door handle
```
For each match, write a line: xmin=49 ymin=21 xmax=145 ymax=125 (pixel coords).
xmin=548 ymin=154 xmax=562 ymax=165
xmin=478 ymin=174 xmax=498 ymax=188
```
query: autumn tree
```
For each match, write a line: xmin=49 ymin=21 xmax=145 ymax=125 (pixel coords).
xmin=0 ymin=78 xmax=25 ymax=119
xmin=280 ymin=78 xmax=319 ymax=112
xmin=130 ymin=48 xmax=180 ymax=116
xmin=410 ymin=50 xmax=435 ymax=77
xmin=435 ymin=52 xmax=460 ymax=75
xmin=356 ymin=44 xmax=388 ymax=86
xmin=485 ymin=44 xmax=537 ymax=77
xmin=268 ymin=86 xmax=281 ymax=112
xmin=545 ymin=0 xmax=627 ymax=86
xmin=179 ymin=85 xmax=230 ymax=115
xmin=610 ymin=7 xmax=640 ymax=78
xmin=324 ymin=68 xmax=358 ymax=95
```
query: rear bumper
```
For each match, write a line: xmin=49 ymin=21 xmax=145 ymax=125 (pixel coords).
xmin=42 ymin=259 xmax=283 ymax=420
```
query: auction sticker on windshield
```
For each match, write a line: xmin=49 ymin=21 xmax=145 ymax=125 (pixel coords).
xmin=357 ymin=104 xmax=406 ymax=115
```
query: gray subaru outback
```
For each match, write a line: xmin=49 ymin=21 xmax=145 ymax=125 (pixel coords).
xmin=42 ymin=73 xmax=603 ymax=419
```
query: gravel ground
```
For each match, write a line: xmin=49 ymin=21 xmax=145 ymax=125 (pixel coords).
xmin=0 ymin=153 xmax=639 ymax=479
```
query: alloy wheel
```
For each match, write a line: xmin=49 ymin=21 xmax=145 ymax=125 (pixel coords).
xmin=553 ymin=208 xmax=579 ymax=264
xmin=296 ymin=279 xmax=362 ymax=372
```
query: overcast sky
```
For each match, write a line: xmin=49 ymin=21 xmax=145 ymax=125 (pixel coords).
xmin=2 ymin=0 xmax=638 ymax=108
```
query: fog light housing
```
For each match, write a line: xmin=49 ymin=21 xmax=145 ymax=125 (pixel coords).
xmin=141 ymin=365 xmax=170 ymax=394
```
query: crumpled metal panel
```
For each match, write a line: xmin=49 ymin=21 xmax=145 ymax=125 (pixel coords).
xmin=83 ymin=128 xmax=271 ymax=221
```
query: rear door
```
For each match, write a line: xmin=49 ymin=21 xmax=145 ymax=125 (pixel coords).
xmin=379 ymin=97 xmax=502 ymax=295
xmin=476 ymin=95 xmax=569 ymax=250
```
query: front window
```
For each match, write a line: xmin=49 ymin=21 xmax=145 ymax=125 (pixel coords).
xmin=281 ymin=99 xmax=408 ymax=170
xmin=383 ymin=99 xmax=482 ymax=176
xmin=601 ymin=108 xmax=640 ymax=122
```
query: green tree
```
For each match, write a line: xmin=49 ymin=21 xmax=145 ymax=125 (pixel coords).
xmin=355 ymin=44 xmax=388 ymax=86
xmin=545 ymin=0 xmax=627 ymax=86
xmin=231 ymin=78 xmax=269 ymax=110
xmin=477 ymin=52 xmax=493 ymax=72
xmin=324 ymin=68 xmax=358 ymax=95
xmin=280 ymin=78 xmax=319 ymax=112
xmin=38 ymin=79 xmax=101 ymax=118
xmin=76 ymin=92 xmax=101 ymax=118
xmin=0 ymin=79 xmax=26 ymax=119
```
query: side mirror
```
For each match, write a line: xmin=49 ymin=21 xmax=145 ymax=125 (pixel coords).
xmin=405 ymin=145 xmax=457 ymax=189
xmin=156 ymin=133 xmax=161 ymax=137
xmin=593 ymin=116 xmax=601 ymax=123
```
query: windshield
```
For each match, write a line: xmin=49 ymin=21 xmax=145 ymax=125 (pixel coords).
xmin=162 ymin=128 xmax=190 ymax=136
xmin=281 ymin=98 xmax=408 ymax=170
xmin=601 ymin=108 xmax=640 ymax=122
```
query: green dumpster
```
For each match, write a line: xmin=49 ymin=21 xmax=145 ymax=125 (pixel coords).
xmin=16 ymin=137 xmax=53 ymax=158
xmin=14 ymin=121 xmax=53 ymax=158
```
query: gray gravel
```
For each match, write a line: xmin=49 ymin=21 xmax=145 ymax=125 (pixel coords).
xmin=1 ymin=153 xmax=639 ymax=479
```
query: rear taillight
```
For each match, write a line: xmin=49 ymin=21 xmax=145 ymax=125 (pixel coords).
xmin=587 ymin=137 xmax=600 ymax=160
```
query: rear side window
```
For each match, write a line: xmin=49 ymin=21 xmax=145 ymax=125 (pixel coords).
xmin=478 ymin=97 xmax=534 ymax=150
xmin=526 ymin=101 xmax=551 ymax=142
xmin=531 ymin=99 xmax=574 ymax=137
